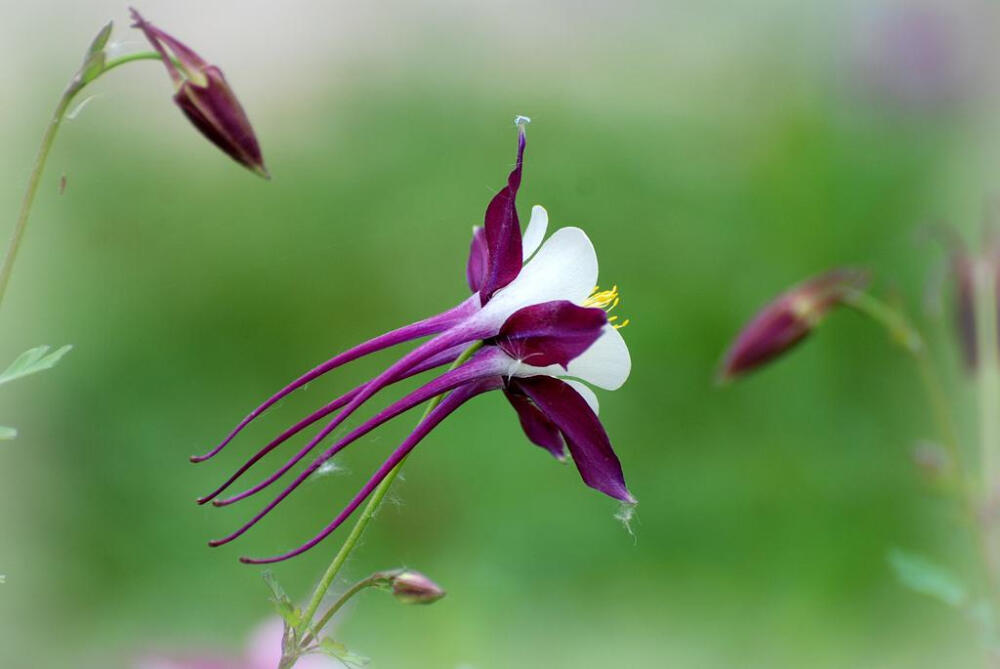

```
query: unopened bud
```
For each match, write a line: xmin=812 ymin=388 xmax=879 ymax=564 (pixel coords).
xmin=719 ymin=268 xmax=869 ymax=381
xmin=951 ymin=252 xmax=977 ymax=370
xmin=130 ymin=9 xmax=268 ymax=178
xmin=387 ymin=570 xmax=445 ymax=605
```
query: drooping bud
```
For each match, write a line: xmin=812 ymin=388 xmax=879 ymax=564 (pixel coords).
xmin=130 ymin=8 xmax=268 ymax=178
xmin=718 ymin=268 xmax=870 ymax=381
xmin=385 ymin=570 xmax=446 ymax=605
xmin=951 ymin=250 xmax=977 ymax=370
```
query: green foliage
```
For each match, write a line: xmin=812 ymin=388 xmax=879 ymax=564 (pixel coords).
xmin=262 ymin=570 xmax=302 ymax=630
xmin=85 ymin=21 xmax=113 ymax=58
xmin=0 ymin=345 xmax=72 ymax=387
xmin=0 ymin=345 xmax=71 ymax=442
xmin=316 ymin=638 xmax=370 ymax=668
xmin=887 ymin=548 xmax=967 ymax=608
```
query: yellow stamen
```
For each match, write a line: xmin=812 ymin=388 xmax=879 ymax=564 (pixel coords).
xmin=585 ymin=285 xmax=630 ymax=330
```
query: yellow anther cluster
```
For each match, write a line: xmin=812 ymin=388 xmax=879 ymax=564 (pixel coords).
xmin=584 ymin=285 xmax=630 ymax=329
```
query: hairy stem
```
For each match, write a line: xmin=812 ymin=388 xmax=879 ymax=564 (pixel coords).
xmin=282 ymin=341 xmax=483 ymax=667
xmin=0 ymin=51 xmax=163 ymax=310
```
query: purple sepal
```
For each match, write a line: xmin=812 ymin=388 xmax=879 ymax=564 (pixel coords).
xmin=511 ymin=376 xmax=634 ymax=503
xmin=503 ymin=386 xmax=566 ymax=459
xmin=496 ymin=300 xmax=607 ymax=369
xmin=240 ymin=378 xmax=502 ymax=564
xmin=466 ymin=226 xmax=488 ymax=293
xmin=478 ymin=129 xmax=526 ymax=303
xmin=174 ymin=68 xmax=267 ymax=177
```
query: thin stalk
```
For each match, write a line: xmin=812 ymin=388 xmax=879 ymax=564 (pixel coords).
xmin=0 ymin=51 xmax=163 ymax=310
xmin=974 ymin=259 xmax=1000 ymax=495
xmin=845 ymin=287 xmax=1000 ymax=613
xmin=973 ymin=257 xmax=1000 ymax=604
xmin=301 ymin=573 xmax=381 ymax=648
xmin=842 ymin=290 xmax=963 ymax=468
xmin=283 ymin=341 xmax=484 ymax=667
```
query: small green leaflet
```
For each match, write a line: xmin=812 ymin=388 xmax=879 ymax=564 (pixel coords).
xmin=0 ymin=345 xmax=72 ymax=386
xmin=85 ymin=21 xmax=113 ymax=59
xmin=262 ymin=570 xmax=302 ymax=629
xmin=887 ymin=548 xmax=966 ymax=608
xmin=317 ymin=638 xmax=370 ymax=667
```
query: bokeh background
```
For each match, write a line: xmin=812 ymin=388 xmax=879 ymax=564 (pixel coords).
xmin=3 ymin=0 xmax=1000 ymax=666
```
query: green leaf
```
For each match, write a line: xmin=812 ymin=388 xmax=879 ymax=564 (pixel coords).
xmin=262 ymin=570 xmax=302 ymax=629
xmin=316 ymin=638 xmax=370 ymax=667
xmin=0 ymin=426 xmax=16 ymax=440
xmin=0 ymin=345 xmax=72 ymax=386
xmin=78 ymin=51 xmax=106 ymax=85
xmin=85 ymin=21 xmax=113 ymax=59
xmin=887 ymin=548 xmax=967 ymax=608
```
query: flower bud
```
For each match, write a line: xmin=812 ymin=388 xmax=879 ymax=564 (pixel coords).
xmin=386 ymin=570 xmax=445 ymax=605
xmin=719 ymin=268 xmax=869 ymax=381
xmin=951 ymin=251 xmax=977 ymax=370
xmin=130 ymin=9 xmax=268 ymax=178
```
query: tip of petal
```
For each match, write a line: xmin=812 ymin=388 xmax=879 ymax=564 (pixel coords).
xmin=514 ymin=114 xmax=532 ymax=127
xmin=252 ymin=163 xmax=271 ymax=180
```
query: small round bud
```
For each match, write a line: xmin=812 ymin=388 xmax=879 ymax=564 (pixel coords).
xmin=390 ymin=571 xmax=446 ymax=605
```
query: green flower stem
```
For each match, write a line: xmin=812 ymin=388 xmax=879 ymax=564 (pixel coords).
xmin=842 ymin=290 xmax=963 ymax=469
xmin=845 ymin=288 xmax=1000 ymax=611
xmin=973 ymin=258 xmax=1000 ymax=603
xmin=301 ymin=573 xmax=381 ymax=649
xmin=974 ymin=259 xmax=1000 ymax=495
xmin=0 ymin=51 xmax=163 ymax=311
xmin=285 ymin=341 xmax=484 ymax=666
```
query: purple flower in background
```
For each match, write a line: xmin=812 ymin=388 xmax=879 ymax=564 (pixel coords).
xmin=194 ymin=120 xmax=633 ymax=563
xmin=136 ymin=618 xmax=336 ymax=669
xmin=130 ymin=8 xmax=268 ymax=177
xmin=719 ymin=268 xmax=869 ymax=381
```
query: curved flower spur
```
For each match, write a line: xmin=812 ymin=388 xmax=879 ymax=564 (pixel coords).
xmin=194 ymin=119 xmax=635 ymax=563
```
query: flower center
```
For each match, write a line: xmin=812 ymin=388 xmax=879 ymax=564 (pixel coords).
xmin=584 ymin=285 xmax=630 ymax=329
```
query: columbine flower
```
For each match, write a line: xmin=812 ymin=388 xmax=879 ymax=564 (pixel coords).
xmin=718 ymin=268 xmax=869 ymax=381
xmin=194 ymin=119 xmax=634 ymax=563
xmin=130 ymin=8 xmax=268 ymax=177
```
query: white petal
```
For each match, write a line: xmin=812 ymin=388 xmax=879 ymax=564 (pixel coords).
xmin=565 ymin=379 xmax=600 ymax=415
xmin=521 ymin=205 xmax=548 ymax=261
xmin=564 ymin=325 xmax=631 ymax=390
xmin=476 ymin=227 xmax=599 ymax=327
xmin=513 ymin=325 xmax=632 ymax=391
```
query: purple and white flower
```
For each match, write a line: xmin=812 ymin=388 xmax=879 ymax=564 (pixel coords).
xmin=194 ymin=120 xmax=633 ymax=563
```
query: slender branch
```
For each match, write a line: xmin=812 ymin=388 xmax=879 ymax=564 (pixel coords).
xmin=282 ymin=341 xmax=484 ymax=667
xmin=973 ymin=259 xmax=1000 ymax=495
xmin=0 ymin=51 xmax=164 ymax=310
xmin=842 ymin=289 xmax=963 ymax=466
xmin=102 ymin=51 xmax=169 ymax=75
xmin=301 ymin=573 xmax=383 ymax=648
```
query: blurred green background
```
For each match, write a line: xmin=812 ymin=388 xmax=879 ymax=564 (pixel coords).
xmin=3 ymin=1 xmax=1000 ymax=666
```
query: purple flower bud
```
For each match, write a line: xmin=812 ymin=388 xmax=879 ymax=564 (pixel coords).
xmin=719 ymin=268 xmax=870 ymax=381
xmin=952 ymin=251 xmax=977 ymax=370
xmin=387 ymin=571 xmax=446 ymax=605
xmin=130 ymin=9 xmax=268 ymax=178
